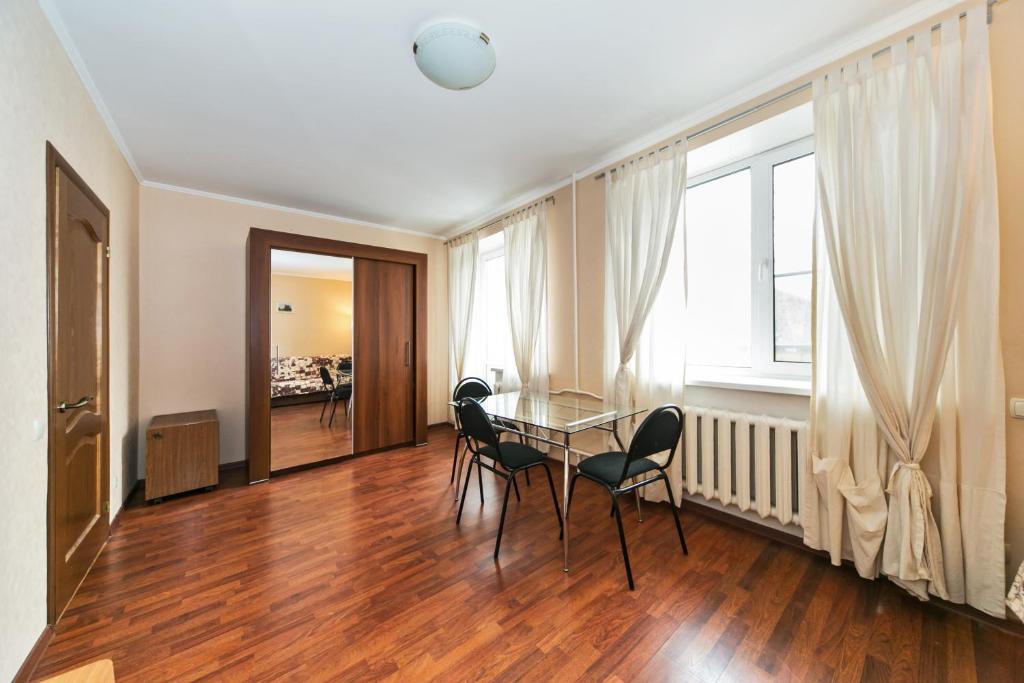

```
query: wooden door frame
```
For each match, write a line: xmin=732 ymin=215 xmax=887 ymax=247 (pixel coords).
xmin=246 ymin=227 xmax=428 ymax=483
xmin=45 ymin=142 xmax=111 ymax=624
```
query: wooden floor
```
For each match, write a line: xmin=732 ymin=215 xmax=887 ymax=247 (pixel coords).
xmin=271 ymin=401 xmax=352 ymax=471
xmin=34 ymin=426 xmax=1022 ymax=682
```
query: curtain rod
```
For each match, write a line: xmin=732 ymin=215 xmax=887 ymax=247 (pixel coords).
xmin=593 ymin=0 xmax=998 ymax=181
xmin=444 ymin=195 xmax=556 ymax=245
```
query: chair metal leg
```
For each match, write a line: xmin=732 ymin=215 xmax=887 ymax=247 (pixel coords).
xmin=494 ymin=473 xmax=515 ymax=559
xmin=541 ymin=464 xmax=563 ymax=537
xmin=456 ymin=456 xmax=475 ymax=524
xmin=320 ymin=394 xmax=330 ymax=422
xmin=477 ymin=456 xmax=485 ymax=504
xmin=450 ymin=432 xmax=463 ymax=484
xmin=454 ymin=441 xmax=470 ymax=501
xmin=511 ymin=474 xmax=521 ymax=502
xmin=329 ymin=396 xmax=338 ymax=427
xmin=633 ymin=476 xmax=643 ymax=523
xmin=525 ymin=468 xmax=531 ymax=487
xmin=611 ymin=495 xmax=635 ymax=590
xmin=661 ymin=474 xmax=688 ymax=555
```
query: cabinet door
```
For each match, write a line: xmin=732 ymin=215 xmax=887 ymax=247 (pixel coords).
xmin=146 ymin=422 xmax=218 ymax=499
xmin=353 ymin=259 xmax=415 ymax=452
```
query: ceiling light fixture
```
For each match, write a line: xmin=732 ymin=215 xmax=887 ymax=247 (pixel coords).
xmin=413 ymin=21 xmax=495 ymax=91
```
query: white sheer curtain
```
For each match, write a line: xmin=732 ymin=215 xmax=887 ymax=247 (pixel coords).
xmin=630 ymin=229 xmax=687 ymax=504
xmin=804 ymin=4 xmax=1006 ymax=616
xmin=603 ymin=143 xmax=687 ymax=411
xmin=503 ymin=204 xmax=548 ymax=395
xmin=447 ymin=231 xmax=478 ymax=392
xmin=603 ymin=144 xmax=687 ymax=502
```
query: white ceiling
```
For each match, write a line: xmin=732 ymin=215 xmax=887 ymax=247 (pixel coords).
xmin=271 ymin=250 xmax=352 ymax=281
xmin=44 ymin=0 xmax=941 ymax=235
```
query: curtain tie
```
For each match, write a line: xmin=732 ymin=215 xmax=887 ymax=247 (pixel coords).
xmin=886 ymin=460 xmax=925 ymax=494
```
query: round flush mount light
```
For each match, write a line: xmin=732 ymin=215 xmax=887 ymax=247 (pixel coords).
xmin=413 ymin=21 xmax=495 ymax=90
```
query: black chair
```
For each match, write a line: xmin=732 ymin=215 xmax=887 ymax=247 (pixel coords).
xmin=565 ymin=404 xmax=688 ymax=590
xmin=450 ymin=377 xmax=529 ymax=493
xmin=456 ymin=398 xmax=563 ymax=559
xmin=319 ymin=366 xmax=351 ymax=427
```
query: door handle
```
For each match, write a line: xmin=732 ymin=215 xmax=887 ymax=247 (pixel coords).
xmin=405 ymin=341 xmax=411 ymax=367
xmin=57 ymin=395 xmax=93 ymax=413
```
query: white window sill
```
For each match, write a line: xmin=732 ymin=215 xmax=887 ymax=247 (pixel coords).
xmin=686 ymin=373 xmax=811 ymax=396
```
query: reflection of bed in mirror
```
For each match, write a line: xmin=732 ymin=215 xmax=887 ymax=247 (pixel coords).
xmin=270 ymin=354 xmax=352 ymax=407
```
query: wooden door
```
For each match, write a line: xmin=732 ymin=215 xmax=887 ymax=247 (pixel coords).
xmin=353 ymin=259 xmax=415 ymax=452
xmin=47 ymin=145 xmax=110 ymax=623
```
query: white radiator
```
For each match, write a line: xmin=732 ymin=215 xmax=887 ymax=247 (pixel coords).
xmin=680 ymin=407 xmax=808 ymax=527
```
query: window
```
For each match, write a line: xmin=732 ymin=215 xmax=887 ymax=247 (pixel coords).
xmin=685 ymin=169 xmax=752 ymax=367
xmin=772 ymin=153 xmax=814 ymax=363
xmin=474 ymin=232 xmax=514 ymax=389
xmin=482 ymin=249 xmax=508 ymax=373
xmin=685 ymin=137 xmax=814 ymax=379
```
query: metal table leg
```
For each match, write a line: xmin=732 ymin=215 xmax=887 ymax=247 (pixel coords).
xmin=562 ymin=431 xmax=571 ymax=572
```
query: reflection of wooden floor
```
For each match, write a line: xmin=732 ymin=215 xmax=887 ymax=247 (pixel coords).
xmin=271 ymin=401 xmax=352 ymax=471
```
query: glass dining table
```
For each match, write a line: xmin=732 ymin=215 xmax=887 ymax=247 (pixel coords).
xmin=449 ymin=391 xmax=647 ymax=572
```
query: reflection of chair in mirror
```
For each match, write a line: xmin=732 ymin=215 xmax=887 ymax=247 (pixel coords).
xmin=318 ymin=366 xmax=351 ymax=427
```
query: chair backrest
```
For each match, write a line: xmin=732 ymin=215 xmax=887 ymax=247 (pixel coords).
xmin=621 ymin=405 xmax=683 ymax=480
xmin=453 ymin=376 xmax=492 ymax=402
xmin=319 ymin=365 xmax=334 ymax=389
xmin=458 ymin=397 xmax=500 ymax=450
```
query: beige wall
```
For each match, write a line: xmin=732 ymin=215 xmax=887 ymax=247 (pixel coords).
xmin=0 ymin=0 xmax=140 ymax=678
xmin=271 ymin=274 xmax=353 ymax=357
xmin=138 ymin=186 xmax=448 ymax=469
xmin=991 ymin=0 xmax=1024 ymax=584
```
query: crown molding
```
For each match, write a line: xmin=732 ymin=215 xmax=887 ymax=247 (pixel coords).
xmin=38 ymin=0 xmax=144 ymax=182
xmin=450 ymin=0 xmax=965 ymax=233
xmin=141 ymin=181 xmax=444 ymax=240
xmin=445 ymin=176 xmax=573 ymax=240
xmin=571 ymin=0 xmax=965 ymax=179
xmin=42 ymin=0 xmax=969 ymax=241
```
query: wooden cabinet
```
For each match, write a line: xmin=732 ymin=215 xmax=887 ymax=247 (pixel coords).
xmin=145 ymin=410 xmax=219 ymax=501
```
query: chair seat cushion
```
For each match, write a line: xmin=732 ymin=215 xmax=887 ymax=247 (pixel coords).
xmin=578 ymin=451 xmax=660 ymax=486
xmin=479 ymin=442 xmax=546 ymax=470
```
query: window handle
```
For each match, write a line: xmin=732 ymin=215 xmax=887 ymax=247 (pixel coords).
xmin=758 ymin=257 xmax=772 ymax=282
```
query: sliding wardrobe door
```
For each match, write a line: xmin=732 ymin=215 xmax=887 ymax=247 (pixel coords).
xmin=353 ymin=258 xmax=415 ymax=452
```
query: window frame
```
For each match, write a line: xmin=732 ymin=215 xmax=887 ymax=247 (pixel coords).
xmin=685 ymin=135 xmax=814 ymax=382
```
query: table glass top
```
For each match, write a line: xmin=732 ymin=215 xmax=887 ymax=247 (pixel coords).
xmin=449 ymin=392 xmax=647 ymax=434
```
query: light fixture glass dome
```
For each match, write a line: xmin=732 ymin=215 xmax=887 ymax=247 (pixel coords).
xmin=413 ymin=21 xmax=495 ymax=90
